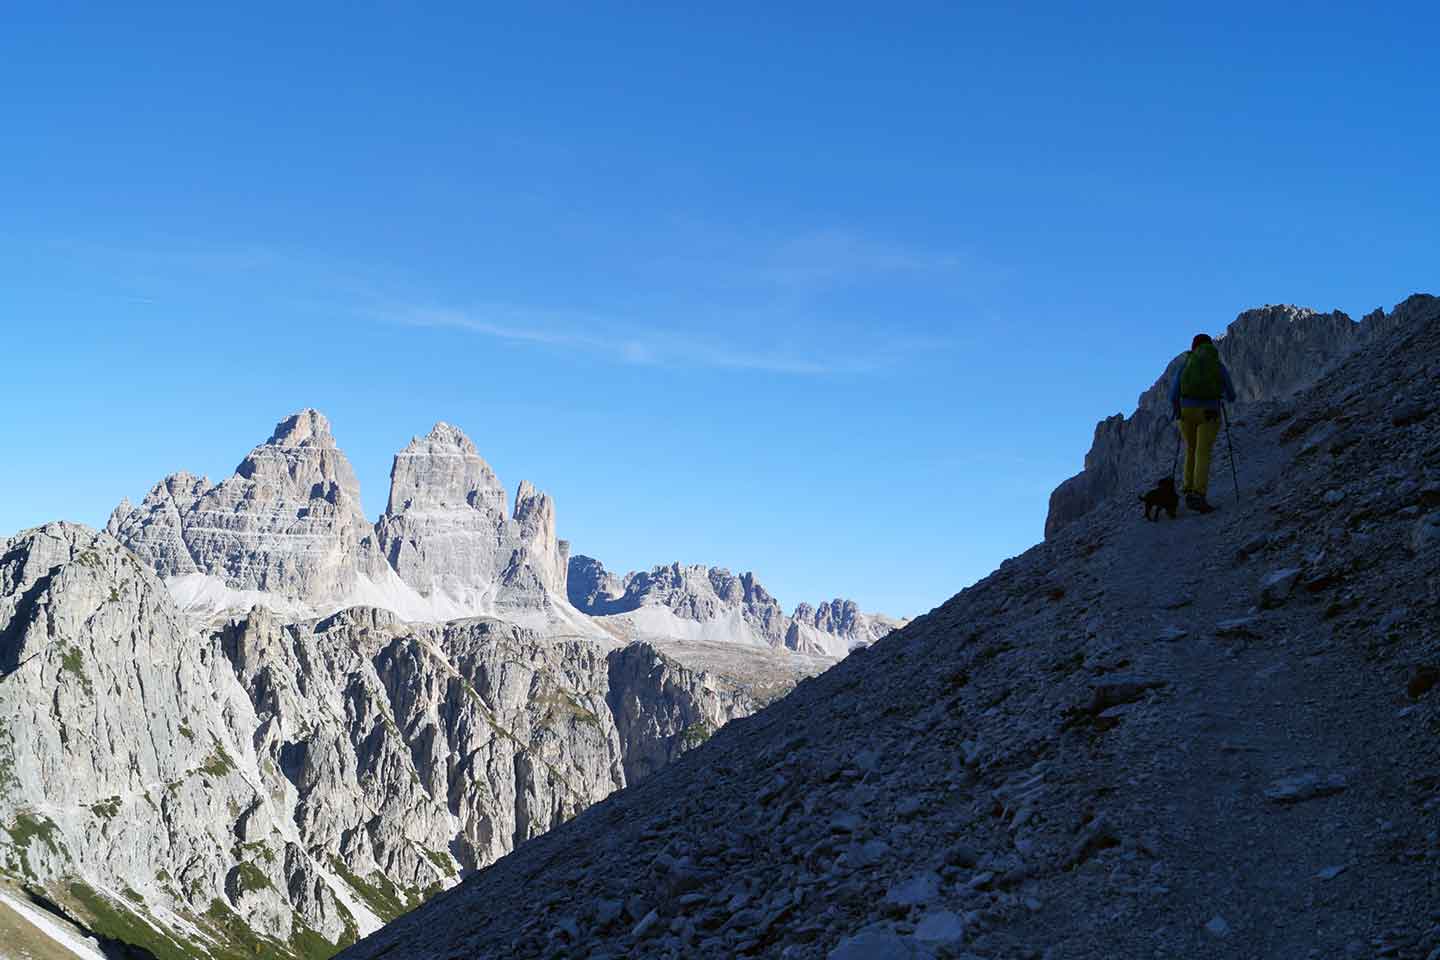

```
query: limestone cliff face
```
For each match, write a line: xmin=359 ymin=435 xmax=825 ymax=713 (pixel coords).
xmin=1043 ymin=295 xmax=1440 ymax=538
xmin=0 ymin=523 xmax=361 ymax=954
xmin=106 ymin=410 xmax=386 ymax=605
xmin=606 ymin=643 xmax=756 ymax=786
xmin=109 ymin=418 xmax=574 ymax=626
xmin=0 ymin=523 xmax=755 ymax=958
xmin=372 ymin=423 xmax=569 ymax=621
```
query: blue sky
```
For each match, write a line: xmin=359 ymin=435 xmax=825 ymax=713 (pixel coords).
xmin=2 ymin=3 xmax=1435 ymax=617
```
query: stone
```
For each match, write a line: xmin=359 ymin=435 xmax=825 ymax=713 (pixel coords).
xmin=1264 ymin=773 xmax=1348 ymax=804
xmin=1259 ymin=568 xmax=1303 ymax=608
xmin=1216 ymin=616 xmax=1262 ymax=637
xmin=829 ymin=929 xmax=936 ymax=960
xmin=595 ymin=899 xmax=624 ymax=927
xmin=1317 ymin=865 xmax=1347 ymax=880
xmin=1411 ymin=512 xmax=1440 ymax=556
xmin=886 ymin=872 xmax=942 ymax=907
xmin=632 ymin=909 xmax=660 ymax=938
xmin=912 ymin=910 xmax=966 ymax=944
xmin=895 ymin=795 xmax=924 ymax=818
xmin=1205 ymin=915 xmax=1231 ymax=938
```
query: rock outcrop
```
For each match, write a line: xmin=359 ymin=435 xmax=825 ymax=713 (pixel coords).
xmin=1044 ymin=295 xmax=1439 ymax=538
xmin=0 ymin=524 xmax=761 ymax=958
xmin=569 ymin=555 xmax=906 ymax=656
xmin=372 ymin=423 xmax=570 ymax=623
xmin=338 ymin=295 xmax=1440 ymax=960
xmin=786 ymin=598 xmax=908 ymax=657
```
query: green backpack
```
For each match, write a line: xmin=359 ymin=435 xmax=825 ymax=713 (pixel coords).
xmin=1180 ymin=342 xmax=1223 ymax=401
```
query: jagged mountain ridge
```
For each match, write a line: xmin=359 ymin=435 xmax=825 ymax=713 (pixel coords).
xmin=108 ymin=416 xmax=577 ymax=629
xmin=109 ymin=417 xmax=903 ymax=654
xmin=568 ymin=555 xmax=906 ymax=658
xmin=336 ymin=295 xmax=1439 ymax=959
xmin=0 ymin=523 xmax=751 ymax=958
xmin=1044 ymin=295 xmax=1436 ymax=539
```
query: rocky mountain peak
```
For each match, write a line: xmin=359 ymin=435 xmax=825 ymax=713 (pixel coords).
xmin=266 ymin=407 xmax=337 ymax=447
xmin=386 ymin=421 xmax=505 ymax=518
xmin=108 ymin=412 xmax=382 ymax=602
xmin=567 ymin=555 xmax=903 ymax=656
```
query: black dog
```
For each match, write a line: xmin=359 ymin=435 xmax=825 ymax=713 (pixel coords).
xmin=1139 ymin=476 xmax=1179 ymax=521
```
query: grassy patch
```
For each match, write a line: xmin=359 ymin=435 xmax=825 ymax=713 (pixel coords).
xmin=329 ymin=856 xmax=408 ymax=922
xmin=0 ymin=721 xmax=15 ymax=790
xmin=90 ymin=796 xmax=122 ymax=819
xmin=198 ymin=741 xmax=235 ymax=779
xmin=420 ymin=845 xmax=457 ymax=877
xmin=178 ymin=723 xmax=196 ymax=742
xmin=289 ymin=921 xmax=350 ymax=960
xmin=69 ymin=881 xmax=200 ymax=960
xmin=680 ymin=720 xmax=715 ymax=749
xmin=3 ymin=813 xmax=63 ymax=879
xmin=537 ymin=687 xmax=602 ymax=727
xmin=232 ymin=860 xmax=273 ymax=895
xmin=202 ymin=898 xmax=291 ymax=958
xmin=58 ymin=645 xmax=93 ymax=695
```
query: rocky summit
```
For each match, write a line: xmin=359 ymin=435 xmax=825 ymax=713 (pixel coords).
xmin=570 ymin=556 xmax=907 ymax=658
xmin=335 ymin=295 xmax=1439 ymax=959
xmin=106 ymin=413 xmax=577 ymax=628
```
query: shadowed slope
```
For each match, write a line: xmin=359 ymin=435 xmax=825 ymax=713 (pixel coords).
xmin=339 ymin=304 xmax=1440 ymax=959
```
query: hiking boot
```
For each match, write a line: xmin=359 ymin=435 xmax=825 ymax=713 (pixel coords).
xmin=1186 ymin=493 xmax=1216 ymax=514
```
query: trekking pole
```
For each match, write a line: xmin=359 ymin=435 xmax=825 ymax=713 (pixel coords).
xmin=1221 ymin=403 xmax=1240 ymax=504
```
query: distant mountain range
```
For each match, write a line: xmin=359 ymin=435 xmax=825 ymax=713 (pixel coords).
xmin=106 ymin=412 xmax=903 ymax=655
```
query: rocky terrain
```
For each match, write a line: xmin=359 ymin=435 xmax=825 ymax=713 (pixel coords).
xmin=570 ymin=556 xmax=906 ymax=657
xmin=0 ymin=415 xmax=902 ymax=959
xmin=336 ymin=293 xmax=1440 ymax=959
xmin=1044 ymin=296 xmax=1431 ymax=539
xmin=0 ymin=523 xmax=763 ymax=958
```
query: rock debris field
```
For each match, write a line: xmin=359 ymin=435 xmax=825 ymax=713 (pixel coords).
xmin=340 ymin=297 xmax=1440 ymax=959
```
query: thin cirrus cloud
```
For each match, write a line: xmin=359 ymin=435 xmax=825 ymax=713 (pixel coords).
xmin=393 ymin=305 xmax=888 ymax=376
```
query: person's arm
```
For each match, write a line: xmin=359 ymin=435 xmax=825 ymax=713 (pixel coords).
xmin=1169 ymin=359 xmax=1184 ymax=417
xmin=1221 ymin=364 xmax=1237 ymax=403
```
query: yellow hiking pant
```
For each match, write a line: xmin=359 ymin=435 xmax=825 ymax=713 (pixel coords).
xmin=1179 ymin=407 xmax=1221 ymax=496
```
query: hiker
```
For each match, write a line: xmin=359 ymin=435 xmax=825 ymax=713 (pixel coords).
xmin=1169 ymin=333 xmax=1238 ymax=513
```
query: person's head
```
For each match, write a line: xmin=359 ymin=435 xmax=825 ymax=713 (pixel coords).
xmin=1191 ymin=333 xmax=1213 ymax=350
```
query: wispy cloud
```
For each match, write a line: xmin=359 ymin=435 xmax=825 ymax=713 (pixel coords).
xmin=393 ymin=304 xmax=878 ymax=375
